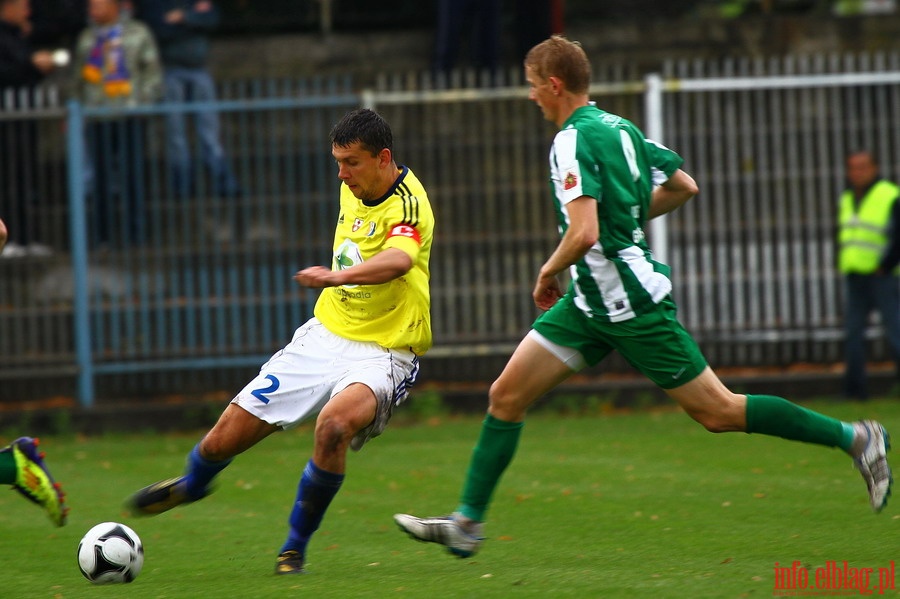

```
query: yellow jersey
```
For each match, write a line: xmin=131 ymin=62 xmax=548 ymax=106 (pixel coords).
xmin=314 ymin=165 xmax=434 ymax=355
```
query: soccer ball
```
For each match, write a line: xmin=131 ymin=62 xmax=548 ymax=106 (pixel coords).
xmin=77 ymin=522 xmax=144 ymax=584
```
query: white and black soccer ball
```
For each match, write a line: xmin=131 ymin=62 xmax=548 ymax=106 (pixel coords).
xmin=77 ymin=522 xmax=144 ymax=584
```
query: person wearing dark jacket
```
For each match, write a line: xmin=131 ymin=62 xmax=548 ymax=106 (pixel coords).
xmin=137 ymin=0 xmax=238 ymax=198
xmin=27 ymin=0 xmax=85 ymax=49
xmin=0 ymin=0 xmax=58 ymax=256
xmin=0 ymin=0 xmax=52 ymax=87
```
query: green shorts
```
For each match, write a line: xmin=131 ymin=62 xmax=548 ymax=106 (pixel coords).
xmin=531 ymin=294 xmax=708 ymax=389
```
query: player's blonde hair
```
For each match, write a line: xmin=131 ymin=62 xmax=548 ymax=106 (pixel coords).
xmin=524 ymin=35 xmax=591 ymax=95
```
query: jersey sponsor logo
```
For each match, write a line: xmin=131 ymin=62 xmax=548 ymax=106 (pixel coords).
xmin=388 ymin=224 xmax=421 ymax=244
xmin=251 ymin=374 xmax=279 ymax=404
xmin=366 ymin=222 xmax=377 ymax=237
xmin=564 ymin=172 xmax=578 ymax=190
xmin=334 ymin=238 xmax=364 ymax=288
xmin=335 ymin=287 xmax=373 ymax=299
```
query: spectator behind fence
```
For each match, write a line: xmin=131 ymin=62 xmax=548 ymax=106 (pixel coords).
xmin=136 ymin=0 xmax=239 ymax=199
xmin=838 ymin=150 xmax=900 ymax=400
xmin=433 ymin=0 xmax=501 ymax=78
xmin=0 ymin=0 xmax=60 ymax=257
xmin=73 ymin=0 xmax=161 ymax=247
xmin=28 ymin=0 xmax=86 ymax=49
xmin=513 ymin=0 xmax=553 ymax=63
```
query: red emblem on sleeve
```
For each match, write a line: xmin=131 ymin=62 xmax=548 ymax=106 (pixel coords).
xmin=564 ymin=172 xmax=578 ymax=190
xmin=388 ymin=224 xmax=421 ymax=244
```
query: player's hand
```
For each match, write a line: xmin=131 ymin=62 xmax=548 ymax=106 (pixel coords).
xmin=533 ymin=273 xmax=563 ymax=311
xmin=294 ymin=266 xmax=340 ymax=288
xmin=32 ymin=51 xmax=54 ymax=73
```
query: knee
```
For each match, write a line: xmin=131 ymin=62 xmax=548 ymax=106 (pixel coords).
xmin=487 ymin=379 xmax=528 ymax=421
xmin=314 ymin=415 xmax=353 ymax=454
xmin=198 ymin=432 xmax=233 ymax=462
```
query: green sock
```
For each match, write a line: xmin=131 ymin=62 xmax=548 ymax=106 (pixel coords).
xmin=0 ymin=447 xmax=16 ymax=484
xmin=745 ymin=394 xmax=855 ymax=451
xmin=456 ymin=414 xmax=524 ymax=522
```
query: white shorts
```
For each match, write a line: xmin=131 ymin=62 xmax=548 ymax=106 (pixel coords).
xmin=526 ymin=329 xmax=587 ymax=371
xmin=232 ymin=318 xmax=420 ymax=450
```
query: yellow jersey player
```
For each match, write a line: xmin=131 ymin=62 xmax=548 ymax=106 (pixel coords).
xmin=127 ymin=108 xmax=435 ymax=576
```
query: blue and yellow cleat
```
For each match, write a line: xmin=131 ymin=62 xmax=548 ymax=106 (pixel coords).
xmin=10 ymin=437 xmax=68 ymax=527
xmin=127 ymin=476 xmax=192 ymax=516
xmin=274 ymin=550 xmax=305 ymax=575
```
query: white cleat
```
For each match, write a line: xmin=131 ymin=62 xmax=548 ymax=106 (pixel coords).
xmin=394 ymin=513 xmax=484 ymax=558
xmin=851 ymin=420 xmax=893 ymax=513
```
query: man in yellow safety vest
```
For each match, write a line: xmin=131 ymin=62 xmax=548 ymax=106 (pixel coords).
xmin=838 ymin=150 xmax=900 ymax=399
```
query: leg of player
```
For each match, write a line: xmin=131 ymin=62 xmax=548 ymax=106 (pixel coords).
xmin=395 ymin=335 xmax=573 ymax=557
xmin=275 ymin=383 xmax=377 ymax=575
xmin=666 ymin=367 xmax=892 ymax=512
xmin=127 ymin=404 xmax=278 ymax=516
xmin=0 ymin=437 xmax=68 ymax=526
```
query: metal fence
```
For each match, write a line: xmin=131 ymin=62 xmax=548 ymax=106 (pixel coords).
xmin=1 ymin=54 xmax=899 ymax=407
xmin=658 ymin=54 xmax=900 ymax=368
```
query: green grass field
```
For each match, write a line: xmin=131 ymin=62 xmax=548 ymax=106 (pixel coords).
xmin=1 ymin=399 xmax=898 ymax=598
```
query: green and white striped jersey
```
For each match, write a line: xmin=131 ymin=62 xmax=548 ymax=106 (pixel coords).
xmin=548 ymin=104 xmax=683 ymax=322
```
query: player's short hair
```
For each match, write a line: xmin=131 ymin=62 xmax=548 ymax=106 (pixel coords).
xmin=330 ymin=108 xmax=393 ymax=157
xmin=524 ymin=35 xmax=591 ymax=95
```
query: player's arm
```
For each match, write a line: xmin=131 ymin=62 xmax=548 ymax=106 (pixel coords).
xmin=649 ymin=169 xmax=699 ymax=219
xmin=534 ymin=195 xmax=598 ymax=310
xmin=294 ymin=248 xmax=413 ymax=289
xmin=0 ymin=217 xmax=7 ymax=252
xmin=876 ymin=197 xmax=900 ymax=275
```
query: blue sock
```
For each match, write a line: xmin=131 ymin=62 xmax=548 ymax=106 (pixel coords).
xmin=280 ymin=459 xmax=344 ymax=556
xmin=184 ymin=443 xmax=232 ymax=500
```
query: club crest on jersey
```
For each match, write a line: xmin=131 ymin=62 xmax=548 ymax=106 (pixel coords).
xmin=352 ymin=218 xmax=364 ymax=232
xmin=564 ymin=172 xmax=578 ymax=190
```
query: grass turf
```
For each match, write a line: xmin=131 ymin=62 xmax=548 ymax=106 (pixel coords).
xmin=0 ymin=398 xmax=897 ymax=598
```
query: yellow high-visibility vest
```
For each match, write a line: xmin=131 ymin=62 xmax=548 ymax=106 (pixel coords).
xmin=838 ymin=179 xmax=899 ymax=274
